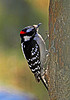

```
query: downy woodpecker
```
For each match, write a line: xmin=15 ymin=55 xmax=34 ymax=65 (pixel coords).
xmin=20 ymin=23 xmax=48 ymax=90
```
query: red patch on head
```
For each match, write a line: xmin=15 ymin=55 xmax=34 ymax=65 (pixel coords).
xmin=20 ymin=31 xmax=26 ymax=34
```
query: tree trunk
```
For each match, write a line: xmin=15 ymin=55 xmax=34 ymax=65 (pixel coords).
xmin=46 ymin=0 xmax=70 ymax=100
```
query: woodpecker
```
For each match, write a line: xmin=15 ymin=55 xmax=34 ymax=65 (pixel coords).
xmin=20 ymin=23 xmax=48 ymax=90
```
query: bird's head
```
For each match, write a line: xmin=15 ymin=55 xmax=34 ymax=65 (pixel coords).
xmin=20 ymin=23 xmax=42 ymax=42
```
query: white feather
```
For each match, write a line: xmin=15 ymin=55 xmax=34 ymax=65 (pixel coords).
xmin=24 ymin=36 xmax=31 ymax=41
xmin=21 ymin=43 xmax=26 ymax=58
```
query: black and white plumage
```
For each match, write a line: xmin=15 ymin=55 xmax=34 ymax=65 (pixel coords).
xmin=20 ymin=23 xmax=48 ymax=89
xmin=21 ymin=40 xmax=41 ymax=81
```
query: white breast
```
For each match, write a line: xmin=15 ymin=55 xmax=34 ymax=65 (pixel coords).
xmin=34 ymin=33 xmax=46 ymax=66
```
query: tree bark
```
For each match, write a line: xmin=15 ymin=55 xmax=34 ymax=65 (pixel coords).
xmin=46 ymin=0 xmax=70 ymax=100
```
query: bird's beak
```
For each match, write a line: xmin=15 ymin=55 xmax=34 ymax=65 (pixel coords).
xmin=33 ymin=23 xmax=42 ymax=30
xmin=36 ymin=23 xmax=42 ymax=28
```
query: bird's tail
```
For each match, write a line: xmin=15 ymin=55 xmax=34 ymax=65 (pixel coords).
xmin=40 ymin=76 xmax=48 ymax=91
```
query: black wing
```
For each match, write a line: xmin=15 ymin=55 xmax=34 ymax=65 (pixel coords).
xmin=23 ymin=40 xmax=41 ymax=74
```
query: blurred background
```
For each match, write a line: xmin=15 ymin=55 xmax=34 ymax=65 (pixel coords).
xmin=0 ymin=0 xmax=49 ymax=100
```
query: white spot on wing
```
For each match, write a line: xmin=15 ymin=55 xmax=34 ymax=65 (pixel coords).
xmin=32 ymin=67 xmax=38 ymax=72
xmin=37 ymin=66 xmax=40 ymax=69
xmin=27 ymin=59 xmax=31 ymax=62
xmin=29 ymin=65 xmax=31 ymax=68
xmin=32 ymin=60 xmax=39 ymax=66
xmin=32 ymin=48 xmax=34 ymax=50
xmin=32 ymin=57 xmax=36 ymax=60
xmin=37 ymin=71 xmax=40 ymax=74
xmin=37 ymin=52 xmax=39 ymax=56
xmin=35 ymin=48 xmax=37 ymax=52
xmin=31 ymin=44 xmax=39 ymax=56
xmin=32 ymin=52 xmax=34 ymax=56
xmin=31 ymin=52 xmax=36 ymax=56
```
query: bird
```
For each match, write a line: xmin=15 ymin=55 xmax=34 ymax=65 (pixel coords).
xmin=20 ymin=23 xmax=48 ymax=90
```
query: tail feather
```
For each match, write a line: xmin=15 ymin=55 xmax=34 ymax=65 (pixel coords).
xmin=40 ymin=76 xmax=48 ymax=91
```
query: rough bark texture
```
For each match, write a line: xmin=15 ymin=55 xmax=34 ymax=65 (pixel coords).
xmin=46 ymin=0 xmax=70 ymax=100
